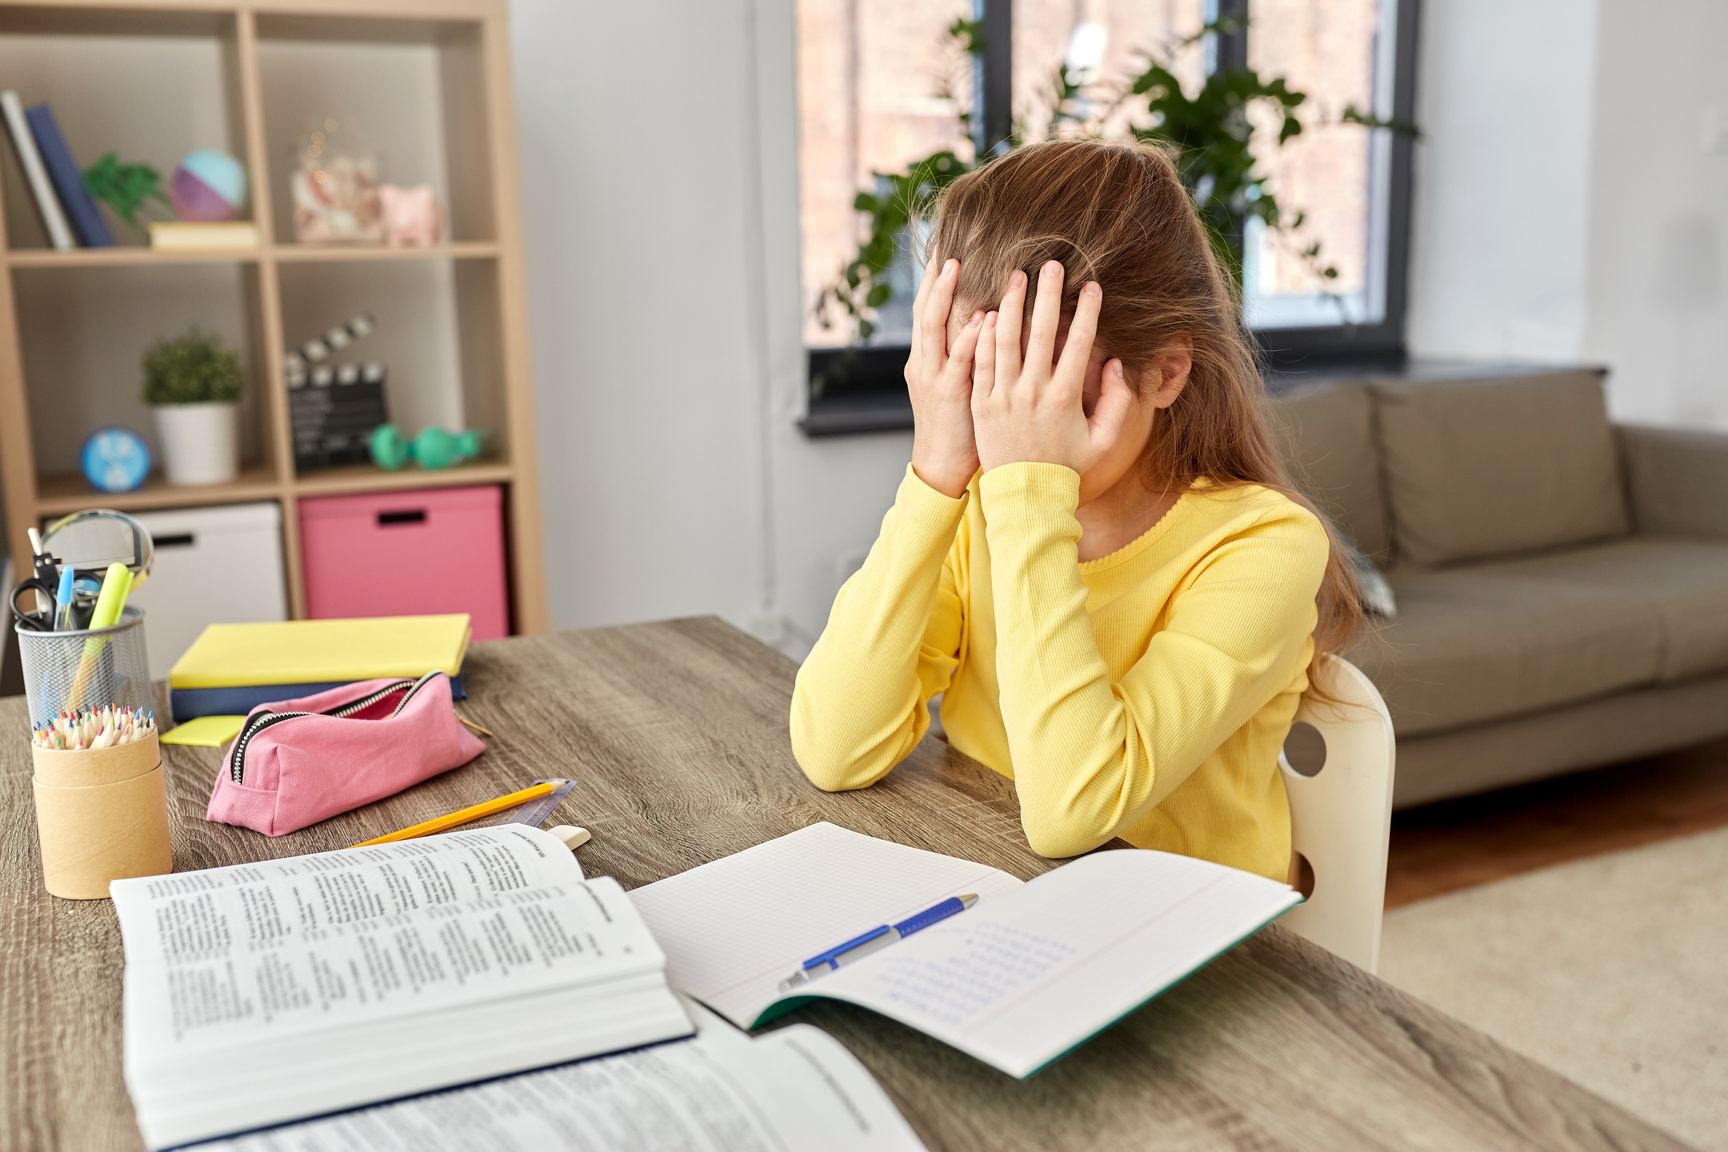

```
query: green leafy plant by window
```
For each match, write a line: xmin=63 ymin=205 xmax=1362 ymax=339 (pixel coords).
xmin=817 ymin=19 xmax=1415 ymax=342
xmin=818 ymin=151 xmax=972 ymax=341
xmin=141 ymin=329 xmax=244 ymax=406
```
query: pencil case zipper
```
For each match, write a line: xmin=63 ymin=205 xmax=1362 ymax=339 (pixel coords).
xmin=226 ymin=671 xmax=441 ymax=784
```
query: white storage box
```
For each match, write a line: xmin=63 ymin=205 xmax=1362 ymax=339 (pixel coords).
xmin=126 ymin=502 xmax=289 ymax=680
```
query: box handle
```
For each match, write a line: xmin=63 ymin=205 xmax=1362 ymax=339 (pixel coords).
xmin=377 ymin=509 xmax=427 ymax=526
xmin=154 ymin=533 xmax=195 ymax=548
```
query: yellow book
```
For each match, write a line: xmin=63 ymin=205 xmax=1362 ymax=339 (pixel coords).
xmin=170 ymin=615 xmax=472 ymax=689
xmin=148 ymin=221 xmax=261 ymax=251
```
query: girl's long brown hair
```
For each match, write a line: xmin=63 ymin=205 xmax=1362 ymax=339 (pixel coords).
xmin=927 ymin=138 xmax=1364 ymax=659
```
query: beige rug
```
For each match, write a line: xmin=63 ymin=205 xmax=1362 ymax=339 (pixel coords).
xmin=1379 ymin=825 xmax=1728 ymax=1151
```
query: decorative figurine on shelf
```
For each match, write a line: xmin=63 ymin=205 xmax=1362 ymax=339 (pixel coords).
xmin=169 ymin=150 xmax=248 ymax=222
xmin=81 ymin=153 xmax=173 ymax=241
xmin=379 ymin=184 xmax=440 ymax=247
xmin=370 ymin=425 xmax=484 ymax=471
xmin=80 ymin=427 xmax=152 ymax=493
xmin=291 ymin=117 xmax=382 ymax=244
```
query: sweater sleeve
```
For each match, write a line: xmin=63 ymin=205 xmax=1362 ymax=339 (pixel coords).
xmin=791 ymin=464 xmax=970 ymax=791
xmin=980 ymin=462 xmax=1327 ymax=858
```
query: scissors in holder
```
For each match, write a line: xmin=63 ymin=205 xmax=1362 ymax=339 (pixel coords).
xmin=9 ymin=527 xmax=89 ymax=632
xmin=9 ymin=573 xmax=58 ymax=632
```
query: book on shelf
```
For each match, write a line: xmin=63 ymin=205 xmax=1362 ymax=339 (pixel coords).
xmin=113 ymin=826 xmax=696 ymax=1150
xmin=630 ymin=822 xmax=1304 ymax=1079
xmin=0 ymin=91 xmax=73 ymax=250
xmin=23 ymin=102 xmax=112 ymax=247
xmin=148 ymin=221 xmax=260 ymax=252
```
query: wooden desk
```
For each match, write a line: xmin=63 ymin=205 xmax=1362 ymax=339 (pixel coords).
xmin=0 ymin=619 xmax=1695 ymax=1152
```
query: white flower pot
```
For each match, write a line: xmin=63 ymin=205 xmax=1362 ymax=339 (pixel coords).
xmin=153 ymin=401 xmax=239 ymax=486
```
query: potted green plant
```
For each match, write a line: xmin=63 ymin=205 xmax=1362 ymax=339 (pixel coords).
xmin=141 ymin=329 xmax=243 ymax=485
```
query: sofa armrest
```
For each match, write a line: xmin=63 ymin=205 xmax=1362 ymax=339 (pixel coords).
xmin=1618 ymin=424 xmax=1728 ymax=538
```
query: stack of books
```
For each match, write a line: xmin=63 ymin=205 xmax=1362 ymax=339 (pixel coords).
xmin=0 ymin=91 xmax=258 ymax=252
xmin=167 ymin=614 xmax=471 ymax=723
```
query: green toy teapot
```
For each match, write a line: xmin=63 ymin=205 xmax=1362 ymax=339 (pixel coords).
xmin=369 ymin=424 xmax=485 ymax=471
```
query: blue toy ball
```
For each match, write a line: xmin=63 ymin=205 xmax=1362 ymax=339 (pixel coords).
xmin=82 ymin=427 xmax=152 ymax=493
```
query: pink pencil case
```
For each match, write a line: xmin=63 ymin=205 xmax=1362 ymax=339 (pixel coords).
xmin=206 ymin=672 xmax=486 ymax=837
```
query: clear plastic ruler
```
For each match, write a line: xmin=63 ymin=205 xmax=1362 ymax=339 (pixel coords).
xmin=504 ymin=777 xmax=578 ymax=828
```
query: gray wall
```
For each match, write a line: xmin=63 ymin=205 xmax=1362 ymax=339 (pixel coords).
xmin=1582 ymin=0 xmax=1728 ymax=427
xmin=1405 ymin=0 xmax=1600 ymax=362
xmin=512 ymin=0 xmax=775 ymax=635
xmin=1408 ymin=0 xmax=1728 ymax=428
xmin=510 ymin=0 xmax=906 ymax=647
xmin=510 ymin=0 xmax=1726 ymax=642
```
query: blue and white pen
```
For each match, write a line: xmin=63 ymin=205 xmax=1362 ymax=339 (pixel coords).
xmin=778 ymin=894 xmax=979 ymax=992
xmin=52 ymin=564 xmax=74 ymax=631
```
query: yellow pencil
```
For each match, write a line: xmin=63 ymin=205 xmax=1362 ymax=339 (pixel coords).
xmin=350 ymin=781 xmax=557 ymax=848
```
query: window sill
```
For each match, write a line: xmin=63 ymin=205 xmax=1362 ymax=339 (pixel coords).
xmin=795 ymin=355 xmax=1600 ymax=438
xmin=799 ymin=390 xmax=913 ymax=437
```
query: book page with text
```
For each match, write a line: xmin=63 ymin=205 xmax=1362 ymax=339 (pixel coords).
xmin=798 ymin=849 xmax=1301 ymax=1077
xmin=114 ymin=827 xmax=656 ymax=1063
xmin=184 ymin=1018 xmax=927 ymax=1151
xmin=628 ymin=822 xmax=1024 ymax=1027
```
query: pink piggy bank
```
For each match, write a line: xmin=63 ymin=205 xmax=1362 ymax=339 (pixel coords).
xmin=379 ymin=183 xmax=441 ymax=247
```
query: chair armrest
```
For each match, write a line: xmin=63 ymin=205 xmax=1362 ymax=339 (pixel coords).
xmin=1618 ymin=424 xmax=1728 ymax=538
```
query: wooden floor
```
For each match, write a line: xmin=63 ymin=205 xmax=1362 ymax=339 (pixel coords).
xmin=1385 ymin=736 xmax=1728 ymax=907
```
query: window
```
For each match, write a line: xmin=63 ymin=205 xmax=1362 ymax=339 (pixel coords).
xmin=798 ymin=0 xmax=972 ymax=353
xmin=1241 ymin=0 xmax=1402 ymax=337
xmin=1013 ymin=2 xmax=1207 ymax=146
xmin=796 ymin=0 xmax=1418 ymax=431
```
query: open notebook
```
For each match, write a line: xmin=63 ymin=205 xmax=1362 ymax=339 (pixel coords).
xmin=112 ymin=826 xmax=692 ymax=1150
xmin=629 ymin=822 xmax=1301 ymax=1078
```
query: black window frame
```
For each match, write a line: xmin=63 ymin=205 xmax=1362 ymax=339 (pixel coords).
xmin=802 ymin=0 xmax=1421 ymax=435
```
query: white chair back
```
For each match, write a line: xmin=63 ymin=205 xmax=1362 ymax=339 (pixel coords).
xmin=1277 ymin=655 xmax=1396 ymax=973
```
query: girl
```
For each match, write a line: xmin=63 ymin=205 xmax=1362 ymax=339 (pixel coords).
xmin=790 ymin=139 xmax=1362 ymax=881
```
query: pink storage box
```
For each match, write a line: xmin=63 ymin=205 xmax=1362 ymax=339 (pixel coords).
xmin=298 ymin=484 xmax=510 ymax=640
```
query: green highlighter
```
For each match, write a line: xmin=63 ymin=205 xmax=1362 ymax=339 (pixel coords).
xmin=89 ymin=562 xmax=133 ymax=630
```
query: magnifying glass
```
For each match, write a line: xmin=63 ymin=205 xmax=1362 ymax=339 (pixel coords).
xmin=35 ymin=509 xmax=155 ymax=629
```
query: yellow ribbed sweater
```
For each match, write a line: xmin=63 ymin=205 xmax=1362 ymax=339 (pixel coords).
xmin=790 ymin=461 xmax=1329 ymax=880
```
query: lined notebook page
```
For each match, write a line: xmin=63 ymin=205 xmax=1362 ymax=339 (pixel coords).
xmin=812 ymin=849 xmax=1302 ymax=1077
xmin=627 ymin=822 xmax=1024 ymax=1026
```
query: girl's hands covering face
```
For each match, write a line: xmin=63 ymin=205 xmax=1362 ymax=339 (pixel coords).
xmin=906 ymin=258 xmax=985 ymax=499
xmin=972 ymin=261 xmax=1135 ymax=477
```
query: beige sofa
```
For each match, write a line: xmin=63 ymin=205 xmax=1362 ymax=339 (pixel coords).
xmin=1269 ymin=369 xmax=1728 ymax=808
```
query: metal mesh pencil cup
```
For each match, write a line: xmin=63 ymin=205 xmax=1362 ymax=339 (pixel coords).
xmin=15 ymin=606 xmax=153 ymax=727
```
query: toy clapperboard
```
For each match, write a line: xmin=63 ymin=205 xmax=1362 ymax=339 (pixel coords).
xmin=286 ymin=313 xmax=389 ymax=471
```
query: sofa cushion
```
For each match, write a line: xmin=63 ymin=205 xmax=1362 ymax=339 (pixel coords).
xmin=1350 ymin=565 xmax=1662 ymax=737
xmin=1371 ymin=371 xmax=1630 ymax=565
xmin=1475 ymin=536 xmax=1728 ymax=683
xmin=1618 ymin=424 xmax=1728 ymax=538
xmin=1266 ymin=378 xmax=1391 ymax=562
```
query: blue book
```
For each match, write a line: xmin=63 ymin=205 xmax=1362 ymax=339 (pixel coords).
xmin=171 ymin=673 xmax=467 ymax=723
xmin=24 ymin=103 xmax=111 ymax=247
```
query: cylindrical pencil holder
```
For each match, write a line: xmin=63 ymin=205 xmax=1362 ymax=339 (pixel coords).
xmin=15 ymin=606 xmax=152 ymax=726
xmin=31 ymin=730 xmax=172 ymax=899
